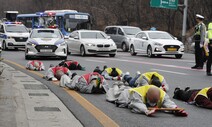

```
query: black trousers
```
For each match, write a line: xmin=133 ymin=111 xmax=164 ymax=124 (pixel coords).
xmin=207 ymin=42 xmax=212 ymax=73
xmin=174 ymin=89 xmax=200 ymax=102
xmin=194 ymin=36 xmax=204 ymax=67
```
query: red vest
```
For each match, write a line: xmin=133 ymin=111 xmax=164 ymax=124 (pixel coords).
xmin=52 ymin=66 xmax=69 ymax=75
xmin=65 ymin=61 xmax=78 ymax=67
xmin=81 ymin=72 xmax=104 ymax=85
xmin=30 ymin=60 xmax=42 ymax=66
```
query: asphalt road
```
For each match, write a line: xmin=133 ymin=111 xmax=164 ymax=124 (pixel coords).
xmin=2 ymin=50 xmax=212 ymax=127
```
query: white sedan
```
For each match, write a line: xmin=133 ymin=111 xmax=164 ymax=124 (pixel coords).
xmin=129 ymin=31 xmax=184 ymax=59
xmin=66 ymin=30 xmax=117 ymax=57
xmin=25 ymin=28 xmax=67 ymax=60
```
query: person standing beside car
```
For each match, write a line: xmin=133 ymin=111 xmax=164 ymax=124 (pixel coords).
xmin=191 ymin=14 xmax=206 ymax=69
xmin=206 ymin=22 xmax=212 ymax=76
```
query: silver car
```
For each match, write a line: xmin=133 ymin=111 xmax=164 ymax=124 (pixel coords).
xmin=104 ymin=26 xmax=142 ymax=51
xmin=25 ymin=28 xmax=67 ymax=60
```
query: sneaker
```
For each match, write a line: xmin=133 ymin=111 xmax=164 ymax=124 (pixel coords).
xmin=136 ymin=71 xmax=141 ymax=77
xmin=184 ymin=87 xmax=190 ymax=91
xmin=125 ymin=72 xmax=130 ymax=75
xmin=196 ymin=67 xmax=203 ymax=69
xmin=191 ymin=65 xmax=198 ymax=69
xmin=49 ymin=64 xmax=54 ymax=68
xmin=207 ymin=73 xmax=212 ymax=76
xmin=122 ymin=72 xmax=130 ymax=82
xmin=174 ymin=87 xmax=180 ymax=94
xmin=173 ymin=87 xmax=180 ymax=99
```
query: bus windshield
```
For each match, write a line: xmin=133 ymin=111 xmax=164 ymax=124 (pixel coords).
xmin=64 ymin=14 xmax=91 ymax=33
xmin=36 ymin=16 xmax=56 ymax=27
xmin=31 ymin=30 xmax=62 ymax=38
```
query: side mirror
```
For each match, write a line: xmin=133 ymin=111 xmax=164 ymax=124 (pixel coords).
xmin=174 ymin=37 xmax=178 ymax=40
xmin=64 ymin=35 xmax=69 ymax=39
xmin=142 ymin=36 xmax=148 ymax=40
xmin=107 ymin=36 xmax=111 ymax=39
xmin=74 ymin=36 xmax=79 ymax=40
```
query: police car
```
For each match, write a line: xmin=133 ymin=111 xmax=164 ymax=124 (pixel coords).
xmin=0 ymin=22 xmax=29 ymax=50
xmin=25 ymin=28 xmax=67 ymax=60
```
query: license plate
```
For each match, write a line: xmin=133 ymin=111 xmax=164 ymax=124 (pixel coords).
xmin=40 ymin=49 xmax=52 ymax=52
xmin=167 ymin=48 xmax=177 ymax=51
xmin=99 ymin=49 xmax=109 ymax=51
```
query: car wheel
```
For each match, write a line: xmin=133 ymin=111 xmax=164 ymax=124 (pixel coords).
xmin=109 ymin=54 xmax=116 ymax=57
xmin=67 ymin=46 xmax=71 ymax=55
xmin=175 ymin=54 xmax=183 ymax=59
xmin=130 ymin=45 xmax=137 ymax=56
xmin=122 ymin=42 xmax=128 ymax=52
xmin=3 ymin=41 xmax=8 ymax=51
xmin=80 ymin=45 xmax=86 ymax=56
xmin=25 ymin=55 xmax=30 ymax=60
xmin=147 ymin=46 xmax=153 ymax=58
xmin=157 ymin=55 xmax=162 ymax=57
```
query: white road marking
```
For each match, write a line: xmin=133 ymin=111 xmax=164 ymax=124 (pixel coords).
xmin=121 ymin=57 xmax=194 ymax=63
xmin=95 ymin=57 xmax=205 ymax=71
xmin=151 ymin=68 xmax=189 ymax=75
xmin=85 ymin=59 xmax=106 ymax=63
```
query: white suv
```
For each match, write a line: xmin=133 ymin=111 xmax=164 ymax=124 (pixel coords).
xmin=0 ymin=22 xmax=29 ymax=50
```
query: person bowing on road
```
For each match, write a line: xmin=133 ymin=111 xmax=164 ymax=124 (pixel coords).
xmin=173 ymin=87 xmax=212 ymax=109
xmin=101 ymin=66 xmax=123 ymax=80
xmin=122 ymin=72 xmax=169 ymax=92
xmin=26 ymin=60 xmax=45 ymax=71
xmin=58 ymin=60 xmax=86 ymax=71
xmin=107 ymin=84 xmax=187 ymax=117
xmin=60 ymin=72 xmax=108 ymax=94
xmin=44 ymin=66 xmax=72 ymax=81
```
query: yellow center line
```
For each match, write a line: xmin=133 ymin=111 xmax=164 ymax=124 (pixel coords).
xmin=4 ymin=59 xmax=119 ymax=127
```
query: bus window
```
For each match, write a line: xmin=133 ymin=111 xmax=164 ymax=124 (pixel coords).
xmin=17 ymin=17 xmax=33 ymax=28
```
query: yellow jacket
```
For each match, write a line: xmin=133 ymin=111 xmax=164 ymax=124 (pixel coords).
xmin=142 ymin=72 xmax=164 ymax=82
xmin=129 ymin=85 xmax=166 ymax=107
xmin=194 ymin=87 xmax=211 ymax=100
xmin=105 ymin=68 xmax=122 ymax=76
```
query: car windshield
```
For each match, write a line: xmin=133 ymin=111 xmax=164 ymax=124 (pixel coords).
xmin=5 ymin=25 xmax=28 ymax=33
xmin=81 ymin=32 xmax=106 ymax=39
xmin=122 ymin=27 xmax=141 ymax=35
xmin=148 ymin=32 xmax=174 ymax=39
xmin=31 ymin=30 xmax=62 ymax=38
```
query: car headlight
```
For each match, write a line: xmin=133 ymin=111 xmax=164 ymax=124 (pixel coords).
xmin=153 ymin=42 xmax=163 ymax=46
xmin=27 ymin=41 xmax=36 ymax=46
xmin=111 ymin=43 xmax=116 ymax=46
xmin=126 ymin=37 xmax=131 ymax=41
xmin=57 ymin=42 xmax=66 ymax=46
xmin=180 ymin=44 xmax=184 ymax=47
xmin=85 ymin=43 xmax=95 ymax=46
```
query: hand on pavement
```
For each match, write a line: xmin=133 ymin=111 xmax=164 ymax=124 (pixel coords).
xmin=145 ymin=109 xmax=156 ymax=116
xmin=174 ymin=109 xmax=188 ymax=117
xmin=52 ymin=77 xmax=58 ymax=81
